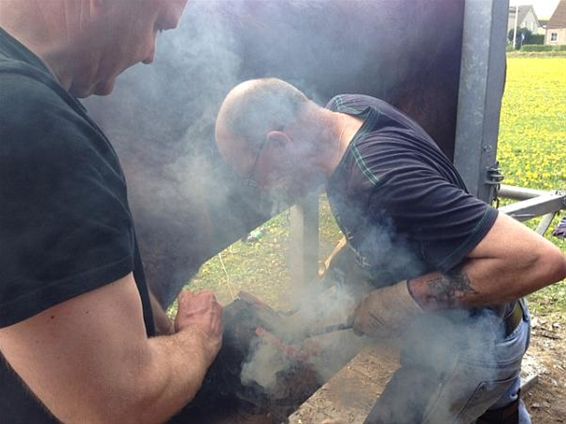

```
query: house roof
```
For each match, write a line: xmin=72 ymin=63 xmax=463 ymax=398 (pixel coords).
xmin=509 ymin=5 xmax=538 ymax=26
xmin=548 ymin=0 xmax=566 ymax=29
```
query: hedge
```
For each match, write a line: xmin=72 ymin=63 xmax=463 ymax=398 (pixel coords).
xmin=521 ymin=44 xmax=566 ymax=52
xmin=529 ymin=34 xmax=545 ymax=45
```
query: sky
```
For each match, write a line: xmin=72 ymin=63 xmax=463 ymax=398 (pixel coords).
xmin=509 ymin=0 xmax=561 ymax=20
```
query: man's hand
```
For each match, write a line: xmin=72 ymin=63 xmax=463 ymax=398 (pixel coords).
xmin=175 ymin=291 xmax=223 ymax=364
xmin=352 ymin=280 xmax=423 ymax=338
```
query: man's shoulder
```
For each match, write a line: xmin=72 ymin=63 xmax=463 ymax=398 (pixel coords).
xmin=0 ymin=59 xmax=71 ymax=115
xmin=327 ymin=94 xmax=385 ymax=112
xmin=0 ymin=62 xmax=100 ymax=157
xmin=328 ymin=94 xmax=437 ymax=145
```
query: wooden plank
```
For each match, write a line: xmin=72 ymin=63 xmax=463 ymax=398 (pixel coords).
xmin=289 ymin=346 xmax=399 ymax=424
xmin=289 ymin=347 xmax=541 ymax=423
xmin=520 ymin=352 xmax=543 ymax=393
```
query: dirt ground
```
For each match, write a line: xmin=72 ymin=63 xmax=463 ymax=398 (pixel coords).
xmin=523 ymin=313 xmax=566 ymax=423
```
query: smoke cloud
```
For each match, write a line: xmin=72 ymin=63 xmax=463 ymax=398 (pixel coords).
xmin=238 ymin=206 xmax=513 ymax=422
xmin=84 ymin=0 xmax=463 ymax=305
xmin=239 ymin=278 xmax=369 ymax=400
xmin=80 ymin=0 xmax=486 ymax=420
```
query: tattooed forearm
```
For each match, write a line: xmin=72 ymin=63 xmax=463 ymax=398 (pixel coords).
xmin=407 ymin=270 xmax=478 ymax=310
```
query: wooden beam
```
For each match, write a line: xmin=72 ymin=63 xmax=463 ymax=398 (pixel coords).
xmin=289 ymin=349 xmax=540 ymax=424
xmin=289 ymin=195 xmax=320 ymax=289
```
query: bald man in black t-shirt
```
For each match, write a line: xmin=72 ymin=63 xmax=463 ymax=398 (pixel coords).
xmin=215 ymin=78 xmax=566 ymax=423
xmin=0 ymin=1 xmax=224 ymax=423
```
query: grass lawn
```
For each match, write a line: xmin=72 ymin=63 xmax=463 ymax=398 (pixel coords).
xmin=499 ymin=56 xmax=566 ymax=316
xmin=183 ymin=56 xmax=566 ymax=318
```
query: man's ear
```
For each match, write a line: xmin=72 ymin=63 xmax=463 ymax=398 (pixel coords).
xmin=266 ymin=131 xmax=292 ymax=148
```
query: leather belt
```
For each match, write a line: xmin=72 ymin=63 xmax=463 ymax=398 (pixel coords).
xmin=503 ymin=301 xmax=524 ymax=337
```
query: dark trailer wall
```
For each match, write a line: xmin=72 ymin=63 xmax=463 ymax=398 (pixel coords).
xmin=85 ymin=0 xmax=500 ymax=307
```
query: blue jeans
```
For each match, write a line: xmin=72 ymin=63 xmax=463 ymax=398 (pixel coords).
xmin=365 ymin=300 xmax=531 ymax=424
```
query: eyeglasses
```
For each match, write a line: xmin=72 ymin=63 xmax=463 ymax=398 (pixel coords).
xmin=243 ymin=138 xmax=270 ymax=189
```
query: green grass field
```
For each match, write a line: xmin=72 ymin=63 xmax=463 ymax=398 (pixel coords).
xmin=184 ymin=56 xmax=566 ymax=317
xmin=500 ymin=57 xmax=566 ymax=315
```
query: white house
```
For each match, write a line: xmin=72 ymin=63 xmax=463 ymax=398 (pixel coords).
xmin=508 ymin=5 xmax=542 ymax=35
xmin=546 ymin=0 xmax=566 ymax=45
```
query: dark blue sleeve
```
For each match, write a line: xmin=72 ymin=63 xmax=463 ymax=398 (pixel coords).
xmin=368 ymin=158 xmax=498 ymax=273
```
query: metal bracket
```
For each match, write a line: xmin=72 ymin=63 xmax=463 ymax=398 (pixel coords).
xmin=536 ymin=212 xmax=558 ymax=236
xmin=499 ymin=191 xmax=566 ymax=222
xmin=486 ymin=163 xmax=504 ymax=207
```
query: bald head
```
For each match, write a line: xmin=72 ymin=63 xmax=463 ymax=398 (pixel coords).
xmin=215 ymin=78 xmax=311 ymax=176
xmin=216 ymin=78 xmax=362 ymax=201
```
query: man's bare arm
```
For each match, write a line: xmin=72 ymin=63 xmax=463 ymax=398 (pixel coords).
xmin=0 ymin=273 xmax=222 ymax=424
xmin=407 ymin=270 xmax=477 ymax=310
xmin=408 ymin=213 xmax=566 ymax=310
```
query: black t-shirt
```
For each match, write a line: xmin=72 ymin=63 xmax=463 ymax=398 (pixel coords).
xmin=326 ymin=94 xmax=498 ymax=287
xmin=0 ymin=28 xmax=155 ymax=422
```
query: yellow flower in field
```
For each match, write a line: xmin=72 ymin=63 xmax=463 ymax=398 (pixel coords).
xmin=499 ymin=57 xmax=565 ymax=196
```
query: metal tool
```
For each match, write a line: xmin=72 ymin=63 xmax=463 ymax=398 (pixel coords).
xmin=304 ymin=322 xmax=353 ymax=338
